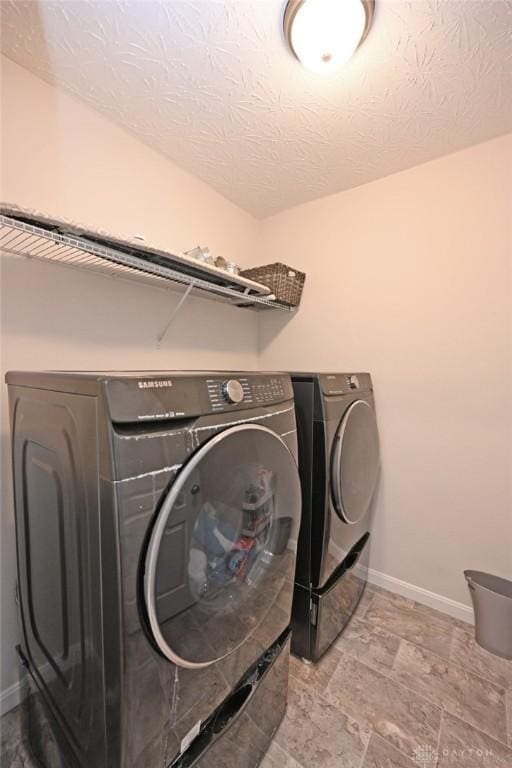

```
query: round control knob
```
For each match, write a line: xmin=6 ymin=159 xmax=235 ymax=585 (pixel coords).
xmin=222 ymin=379 xmax=244 ymax=404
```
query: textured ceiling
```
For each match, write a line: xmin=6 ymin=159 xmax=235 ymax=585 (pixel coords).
xmin=1 ymin=0 xmax=511 ymax=217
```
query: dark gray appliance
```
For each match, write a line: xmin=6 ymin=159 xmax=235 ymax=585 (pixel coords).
xmin=6 ymin=370 xmax=302 ymax=768
xmin=290 ymin=372 xmax=380 ymax=662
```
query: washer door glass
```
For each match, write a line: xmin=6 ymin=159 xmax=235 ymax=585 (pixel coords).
xmin=331 ymin=400 xmax=380 ymax=525
xmin=143 ymin=424 xmax=301 ymax=669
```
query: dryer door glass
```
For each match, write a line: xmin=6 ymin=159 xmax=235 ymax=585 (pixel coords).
xmin=331 ymin=400 xmax=380 ymax=525
xmin=143 ymin=424 xmax=301 ymax=668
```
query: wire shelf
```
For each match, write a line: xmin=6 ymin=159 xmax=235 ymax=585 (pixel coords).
xmin=0 ymin=214 xmax=294 ymax=313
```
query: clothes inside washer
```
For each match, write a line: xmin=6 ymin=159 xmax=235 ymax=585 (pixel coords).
xmin=190 ymin=467 xmax=276 ymax=597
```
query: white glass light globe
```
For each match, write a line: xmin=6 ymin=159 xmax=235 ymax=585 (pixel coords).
xmin=289 ymin=0 xmax=368 ymax=74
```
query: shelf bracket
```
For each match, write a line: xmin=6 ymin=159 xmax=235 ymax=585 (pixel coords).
xmin=156 ymin=282 xmax=195 ymax=345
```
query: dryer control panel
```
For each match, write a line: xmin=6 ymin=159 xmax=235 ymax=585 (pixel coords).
xmin=319 ymin=373 xmax=373 ymax=396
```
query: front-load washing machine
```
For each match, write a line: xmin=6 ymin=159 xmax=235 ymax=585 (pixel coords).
xmin=7 ymin=370 xmax=301 ymax=768
xmin=290 ymin=372 xmax=380 ymax=662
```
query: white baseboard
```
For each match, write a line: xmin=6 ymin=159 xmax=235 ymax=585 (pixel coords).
xmin=366 ymin=566 xmax=474 ymax=625
xmin=0 ymin=679 xmax=22 ymax=717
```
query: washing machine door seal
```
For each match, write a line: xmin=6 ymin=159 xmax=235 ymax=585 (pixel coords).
xmin=331 ymin=399 xmax=380 ymax=525
xmin=143 ymin=423 xmax=301 ymax=669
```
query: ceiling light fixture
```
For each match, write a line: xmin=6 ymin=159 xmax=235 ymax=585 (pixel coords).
xmin=283 ymin=0 xmax=375 ymax=74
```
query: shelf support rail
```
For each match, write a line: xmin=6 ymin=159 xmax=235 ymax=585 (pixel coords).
xmin=156 ymin=282 xmax=195 ymax=345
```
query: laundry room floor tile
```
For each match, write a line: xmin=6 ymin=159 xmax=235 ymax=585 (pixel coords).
xmin=274 ymin=678 xmax=371 ymax=768
xmin=259 ymin=740 xmax=303 ymax=768
xmin=335 ymin=616 xmax=401 ymax=674
xmin=389 ymin=639 xmax=508 ymax=744
xmin=437 ymin=711 xmax=512 ymax=767
xmin=361 ymin=732 xmax=417 ymax=768
xmin=352 ymin=584 xmax=378 ymax=616
xmin=323 ymin=650 xmax=442 ymax=758
xmin=507 ymin=691 xmax=512 ymax=748
xmin=410 ymin=600 xmax=470 ymax=635
xmin=366 ymin=584 xmax=415 ymax=610
xmin=364 ymin=593 xmax=455 ymax=659
xmin=288 ymin=644 xmax=342 ymax=695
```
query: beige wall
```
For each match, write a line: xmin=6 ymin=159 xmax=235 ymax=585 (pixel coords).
xmin=0 ymin=56 xmax=260 ymax=707
xmin=258 ymin=133 xmax=512 ymax=609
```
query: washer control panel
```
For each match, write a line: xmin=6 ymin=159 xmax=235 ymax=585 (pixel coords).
xmin=206 ymin=375 xmax=288 ymax=411
xmin=252 ymin=376 xmax=286 ymax=404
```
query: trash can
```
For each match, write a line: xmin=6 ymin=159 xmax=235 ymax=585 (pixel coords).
xmin=464 ymin=570 xmax=512 ymax=659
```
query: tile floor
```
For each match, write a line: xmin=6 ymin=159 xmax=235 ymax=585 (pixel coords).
xmin=2 ymin=584 xmax=511 ymax=768
xmin=262 ymin=585 xmax=512 ymax=768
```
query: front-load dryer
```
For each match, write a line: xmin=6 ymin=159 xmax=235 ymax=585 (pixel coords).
xmin=7 ymin=370 xmax=301 ymax=768
xmin=290 ymin=372 xmax=380 ymax=662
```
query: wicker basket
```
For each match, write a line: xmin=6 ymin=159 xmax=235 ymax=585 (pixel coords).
xmin=240 ymin=263 xmax=305 ymax=307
